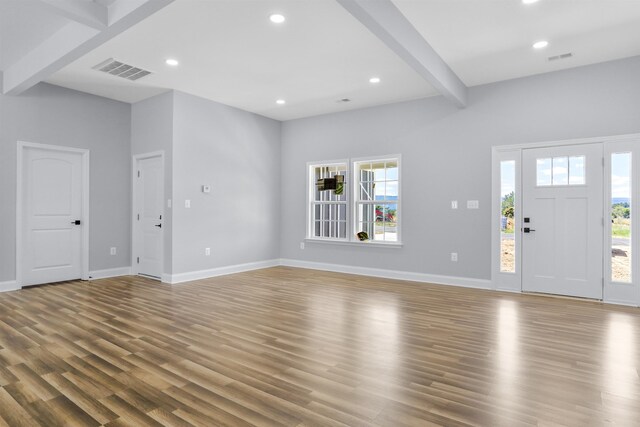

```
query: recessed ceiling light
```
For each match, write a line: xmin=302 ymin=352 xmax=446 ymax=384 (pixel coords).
xmin=165 ymin=58 xmax=179 ymax=66
xmin=269 ymin=14 xmax=285 ymax=24
xmin=522 ymin=0 xmax=539 ymax=4
xmin=369 ymin=77 xmax=381 ymax=84
xmin=276 ymin=99 xmax=286 ymax=105
xmin=533 ymin=40 xmax=549 ymax=49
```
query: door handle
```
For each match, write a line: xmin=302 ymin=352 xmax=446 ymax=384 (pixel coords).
xmin=71 ymin=220 xmax=81 ymax=225
xmin=155 ymin=223 xmax=162 ymax=228
xmin=523 ymin=227 xmax=536 ymax=233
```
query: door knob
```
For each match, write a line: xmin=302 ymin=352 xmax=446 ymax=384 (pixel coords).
xmin=523 ymin=227 xmax=536 ymax=233
xmin=155 ymin=223 xmax=162 ymax=228
xmin=71 ymin=220 xmax=81 ymax=225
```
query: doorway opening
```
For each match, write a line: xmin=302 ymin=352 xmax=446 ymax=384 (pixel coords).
xmin=492 ymin=134 xmax=640 ymax=306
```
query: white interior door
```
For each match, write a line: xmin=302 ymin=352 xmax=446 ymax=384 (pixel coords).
xmin=22 ymin=147 xmax=84 ymax=286
xmin=522 ymin=143 xmax=603 ymax=299
xmin=134 ymin=155 xmax=163 ymax=279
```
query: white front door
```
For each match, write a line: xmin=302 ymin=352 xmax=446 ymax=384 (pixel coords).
xmin=22 ymin=147 xmax=84 ymax=286
xmin=134 ymin=156 xmax=163 ymax=279
xmin=522 ymin=143 xmax=603 ymax=299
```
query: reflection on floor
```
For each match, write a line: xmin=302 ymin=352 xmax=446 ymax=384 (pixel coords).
xmin=0 ymin=266 xmax=638 ymax=426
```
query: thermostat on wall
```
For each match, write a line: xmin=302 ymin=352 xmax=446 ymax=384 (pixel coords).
xmin=202 ymin=185 xmax=211 ymax=193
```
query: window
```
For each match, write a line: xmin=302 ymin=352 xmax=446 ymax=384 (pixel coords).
xmin=308 ymin=162 xmax=348 ymax=240
xmin=611 ymin=152 xmax=632 ymax=283
xmin=307 ymin=156 xmax=401 ymax=244
xmin=354 ymin=158 xmax=400 ymax=243
xmin=536 ymin=156 xmax=585 ymax=186
xmin=500 ymin=160 xmax=516 ymax=273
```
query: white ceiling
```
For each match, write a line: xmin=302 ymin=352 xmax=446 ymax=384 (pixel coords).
xmin=4 ymin=0 xmax=640 ymax=121
xmin=45 ymin=0 xmax=438 ymax=120
xmin=0 ymin=0 xmax=68 ymax=70
xmin=394 ymin=0 xmax=640 ymax=87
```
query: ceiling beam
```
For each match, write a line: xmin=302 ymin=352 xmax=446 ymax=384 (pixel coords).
xmin=34 ymin=0 xmax=108 ymax=31
xmin=3 ymin=0 xmax=175 ymax=96
xmin=336 ymin=0 xmax=467 ymax=108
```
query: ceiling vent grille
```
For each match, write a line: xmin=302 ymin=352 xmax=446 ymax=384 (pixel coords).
xmin=93 ymin=58 xmax=152 ymax=81
xmin=548 ymin=52 xmax=573 ymax=62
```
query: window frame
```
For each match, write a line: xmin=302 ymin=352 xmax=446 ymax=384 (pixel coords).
xmin=535 ymin=155 xmax=587 ymax=187
xmin=306 ymin=155 xmax=402 ymax=246
xmin=306 ymin=160 xmax=350 ymax=242
xmin=351 ymin=154 xmax=402 ymax=245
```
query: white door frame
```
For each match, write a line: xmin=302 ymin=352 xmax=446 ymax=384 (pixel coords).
xmin=16 ymin=141 xmax=90 ymax=288
xmin=492 ymin=132 xmax=640 ymax=306
xmin=131 ymin=151 xmax=165 ymax=280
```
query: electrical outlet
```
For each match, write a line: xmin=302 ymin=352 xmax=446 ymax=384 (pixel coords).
xmin=467 ymin=200 xmax=479 ymax=209
xmin=205 ymin=248 xmax=211 ymax=256
xmin=451 ymin=252 xmax=458 ymax=262
xmin=300 ymin=242 xmax=305 ymax=250
xmin=110 ymin=247 xmax=117 ymax=255
xmin=451 ymin=200 xmax=458 ymax=209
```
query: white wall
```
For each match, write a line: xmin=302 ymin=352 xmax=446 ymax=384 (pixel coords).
xmin=171 ymin=91 xmax=282 ymax=275
xmin=280 ymin=56 xmax=640 ymax=281
xmin=0 ymin=83 xmax=132 ymax=282
xmin=4 ymin=56 xmax=640 ymax=286
xmin=131 ymin=91 xmax=175 ymax=275
xmin=130 ymin=90 xmax=283 ymax=279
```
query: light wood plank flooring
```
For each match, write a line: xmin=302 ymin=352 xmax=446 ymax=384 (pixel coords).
xmin=0 ymin=266 xmax=639 ymax=426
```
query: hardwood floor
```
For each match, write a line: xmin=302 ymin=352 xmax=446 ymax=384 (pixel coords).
xmin=0 ymin=267 xmax=639 ymax=426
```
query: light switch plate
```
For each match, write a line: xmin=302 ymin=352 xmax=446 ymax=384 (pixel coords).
xmin=451 ymin=200 xmax=458 ymax=209
xmin=185 ymin=200 xmax=191 ymax=208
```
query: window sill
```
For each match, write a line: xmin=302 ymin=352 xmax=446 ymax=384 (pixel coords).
xmin=304 ymin=238 xmax=403 ymax=248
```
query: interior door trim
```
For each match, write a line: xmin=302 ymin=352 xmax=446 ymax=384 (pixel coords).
xmin=16 ymin=141 xmax=90 ymax=288
xmin=132 ymin=151 xmax=165 ymax=282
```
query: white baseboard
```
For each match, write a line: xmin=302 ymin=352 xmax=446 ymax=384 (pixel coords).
xmin=89 ymin=267 xmax=132 ymax=280
xmin=279 ymin=259 xmax=492 ymax=290
xmin=603 ymin=298 xmax=639 ymax=307
xmin=0 ymin=280 xmax=20 ymax=293
xmin=166 ymin=259 xmax=281 ymax=284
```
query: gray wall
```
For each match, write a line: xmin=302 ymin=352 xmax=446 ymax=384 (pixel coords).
xmin=131 ymin=91 xmax=174 ymax=275
xmin=171 ymin=91 xmax=282 ymax=274
xmin=0 ymin=83 xmax=132 ymax=281
xmin=280 ymin=56 xmax=640 ymax=280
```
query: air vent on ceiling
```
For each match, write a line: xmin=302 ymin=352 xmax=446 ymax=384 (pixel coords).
xmin=548 ymin=52 xmax=573 ymax=62
xmin=93 ymin=58 xmax=152 ymax=81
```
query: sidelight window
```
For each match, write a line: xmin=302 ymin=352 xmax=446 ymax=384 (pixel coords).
xmin=611 ymin=152 xmax=632 ymax=283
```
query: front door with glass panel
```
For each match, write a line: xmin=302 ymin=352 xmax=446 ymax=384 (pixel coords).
xmin=522 ymin=143 xmax=603 ymax=299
